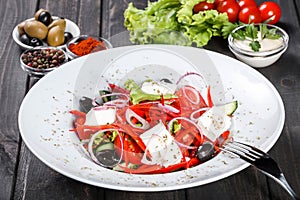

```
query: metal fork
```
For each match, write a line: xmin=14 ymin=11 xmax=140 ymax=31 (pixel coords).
xmin=220 ymin=141 xmax=300 ymax=200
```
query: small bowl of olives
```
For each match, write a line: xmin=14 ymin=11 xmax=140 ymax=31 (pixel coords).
xmin=66 ymin=35 xmax=112 ymax=59
xmin=20 ymin=47 xmax=68 ymax=77
xmin=12 ymin=8 xmax=80 ymax=50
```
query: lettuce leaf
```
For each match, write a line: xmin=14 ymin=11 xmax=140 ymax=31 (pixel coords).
xmin=124 ymin=1 xmax=186 ymax=45
xmin=124 ymin=0 xmax=235 ymax=47
xmin=176 ymin=0 xmax=214 ymax=24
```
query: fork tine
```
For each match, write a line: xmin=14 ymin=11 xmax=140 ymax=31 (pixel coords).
xmin=232 ymin=141 xmax=268 ymax=157
xmin=220 ymin=143 xmax=255 ymax=163
xmin=227 ymin=141 xmax=265 ymax=158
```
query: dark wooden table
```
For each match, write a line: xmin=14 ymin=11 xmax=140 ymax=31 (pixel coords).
xmin=1 ymin=0 xmax=299 ymax=199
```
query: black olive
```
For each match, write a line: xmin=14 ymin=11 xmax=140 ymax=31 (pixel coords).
xmin=29 ymin=38 xmax=43 ymax=47
xmin=160 ymin=78 xmax=173 ymax=84
xmin=20 ymin=34 xmax=31 ymax=45
xmin=38 ymin=11 xmax=52 ymax=26
xmin=96 ymin=149 xmax=120 ymax=167
xmin=64 ymin=32 xmax=73 ymax=44
xmin=79 ymin=96 xmax=93 ymax=113
xmin=196 ymin=142 xmax=215 ymax=162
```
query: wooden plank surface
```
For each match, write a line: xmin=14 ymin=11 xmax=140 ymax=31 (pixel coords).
xmin=0 ymin=0 xmax=37 ymax=200
xmin=13 ymin=1 xmax=104 ymax=199
xmin=0 ymin=0 xmax=299 ymax=199
xmin=255 ymin=0 xmax=300 ymax=199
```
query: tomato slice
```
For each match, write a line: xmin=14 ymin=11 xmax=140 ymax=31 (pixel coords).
xmin=258 ymin=1 xmax=281 ymax=24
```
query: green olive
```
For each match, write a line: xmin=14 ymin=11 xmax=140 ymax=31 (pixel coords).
xmin=17 ymin=21 xmax=26 ymax=35
xmin=47 ymin=26 xmax=65 ymax=46
xmin=48 ymin=18 xmax=66 ymax=30
xmin=24 ymin=20 xmax=48 ymax=40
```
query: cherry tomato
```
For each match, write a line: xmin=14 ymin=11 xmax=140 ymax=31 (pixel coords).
xmin=238 ymin=6 xmax=262 ymax=23
xmin=214 ymin=0 xmax=226 ymax=7
xmin=238 ymin=0 xmax=257 ymax=8
xmin=259 ymin=1 xmax=281 ymax=24
xmin=114 ymin=133 xmax=143 ymax=164
xmin=194 ymin=1 xmax=215 ymax=13
xmin=217 ymin=0 xmax=240 ymax=23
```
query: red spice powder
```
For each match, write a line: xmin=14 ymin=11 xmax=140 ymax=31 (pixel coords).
xmin=69 ymin=37 xmax=107 ymax=56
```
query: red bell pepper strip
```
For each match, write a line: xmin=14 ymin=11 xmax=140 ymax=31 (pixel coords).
xmin=123 ymin=157 xmax=200 ymax=174
xmin=120 ymin=164 xmax=162 ymax=174
xmin=175 ymin=126 xmax=202 ymax=145
xmin=207 ymin=86 xmax=214 ymax=107
xmin=109 ymin=83 xmax=130 ymax=94
xmin=116 ymin=123 xmax=147 ymax=152
xmin=70 ymin=110 xmax=86 ymax=126
xmin=124 ymin=134 xmax=129 ymax=166
xmin=150 ymin=157 xmax=200 ymax=174
xmin=70 ymin=110 xmax=86 ymax=117
xmin=81 ymin=124 xmax=120 ymax=131
xmin=160 ymin=94 xmax=165 ymax=106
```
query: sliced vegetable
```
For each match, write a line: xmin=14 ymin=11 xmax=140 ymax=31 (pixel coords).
xmin=222 ymin=100 xmax=238 ymax=115
xmin=125 ymin=108 xmax=150 ymax=130
xmin=88 ymin=129 xmax=123 ymax=168
xmin=124 ymin=79 xmax=177 ymax=105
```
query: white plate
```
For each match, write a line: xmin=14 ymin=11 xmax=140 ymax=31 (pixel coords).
xmin=18 ymin=45 xmax=285 ymax=191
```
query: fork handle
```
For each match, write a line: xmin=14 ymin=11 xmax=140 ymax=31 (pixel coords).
xmin=278 ymin=174 xmax=300 ymax=200
xmin=262 ymin=171 xmax=300 ymax=200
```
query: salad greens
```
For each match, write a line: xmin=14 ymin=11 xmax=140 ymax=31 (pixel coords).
xmin=124 ymin=79 xmax=177 ymax=105
xmin=124 ymin=0 xmax=237 ymax=47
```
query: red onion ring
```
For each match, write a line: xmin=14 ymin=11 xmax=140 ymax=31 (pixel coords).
xmin=190 ymin=107 xmax=210 ymax=122
xmin=125 ymin=108 xmax=150 ymax=130
xmin=176 ymin=72 xmax=207 ymax=87
xmin=182 ymin=86 xmax=200 ymax=105
xmin=88 ymin=129 xmax=123 ymax=168
xmin=157 ymin=103 xmax=180 ymax=113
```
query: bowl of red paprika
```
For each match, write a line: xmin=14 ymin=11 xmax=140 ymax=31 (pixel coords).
xmin=66 ymin=35 xmax=112 ymax=59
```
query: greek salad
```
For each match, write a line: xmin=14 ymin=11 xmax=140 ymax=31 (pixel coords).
xmin=70 ymin=73 xmax=238 ymax=174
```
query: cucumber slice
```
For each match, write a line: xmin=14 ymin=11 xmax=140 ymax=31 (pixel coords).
xmin=219 ymin=100 xmax=238 ymax=115
xmin=95 ymin=142 xmax=114 ymax=153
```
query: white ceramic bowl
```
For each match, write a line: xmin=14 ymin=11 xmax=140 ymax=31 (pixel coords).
xmin=228 ymin=24 xmax=289 ymax=68
xmin=12 ymin=16 xmax=80 ymax=50
xmin=65 ymin=35 xmax=112 ymax=60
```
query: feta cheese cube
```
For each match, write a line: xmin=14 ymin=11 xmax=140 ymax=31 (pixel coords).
xmin=140 ymin=122 xmax=183 ymax=167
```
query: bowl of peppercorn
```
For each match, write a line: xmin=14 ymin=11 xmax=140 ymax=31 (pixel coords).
xmin=65 ymin=35 xmax=112 ymax=59
xmin=12 ymin=8 xmax=80 ymax=50
xmin=20 ymin=47 xmax=68 ymax=77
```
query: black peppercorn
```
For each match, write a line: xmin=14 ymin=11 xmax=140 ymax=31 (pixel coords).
xmin=22 ymin=48 xmax=66 ymax=69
